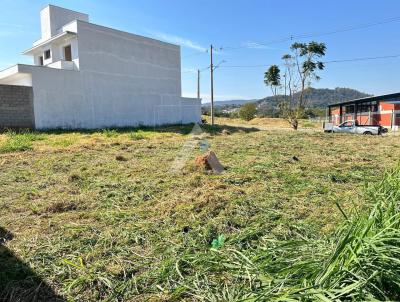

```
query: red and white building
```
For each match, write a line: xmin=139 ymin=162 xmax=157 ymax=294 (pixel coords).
xmin=327 ymin=92 xmax=400 ymax=129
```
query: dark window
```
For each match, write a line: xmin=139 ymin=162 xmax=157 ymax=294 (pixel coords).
xmin=64 ymin=45 xmax=72 ymax=61
xmin=345 ymin=105 xmax=354 ymax=114
xmin=39 ymin=56 xmax=44 ymax=66
xmin=357 ymin=101 xmax=378 ymax=113
xmin=44 ymin=49 xmax=51 ymax=60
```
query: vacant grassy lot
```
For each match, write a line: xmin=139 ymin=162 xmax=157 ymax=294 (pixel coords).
xmin=205 ymin=116 xmax=322 ymax=130
xmin=0 ymin=122 xmax=399 ymax=301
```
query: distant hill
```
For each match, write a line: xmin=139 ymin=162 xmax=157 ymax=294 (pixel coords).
xmin=202 ymin=88 xmax=371 ymax=109
xmin=257 ymin=87 xmax=371 ymax=109
xmin=203 ymin=99 xmax=257 ymax=107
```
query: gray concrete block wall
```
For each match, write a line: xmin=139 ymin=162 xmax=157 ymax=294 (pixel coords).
xmin=0 ymin=84 xmax=34 ymax=129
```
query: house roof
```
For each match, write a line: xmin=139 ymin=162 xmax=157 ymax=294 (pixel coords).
xmin=328 ymin=92 xmax=400 ymax=108
xmin=23 ymin=31 xmax=76 ymax=56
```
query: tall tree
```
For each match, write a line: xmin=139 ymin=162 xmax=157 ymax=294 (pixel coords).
xmin=264 ymin=65 xmax=281 ymax=97
xmin=264 ymin=41 xmax=326 ymax=130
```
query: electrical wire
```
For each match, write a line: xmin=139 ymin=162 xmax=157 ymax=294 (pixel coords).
xmin=222 ymin=16 xmax=400 ymax=51
xmin=182 ymin=51 xmax=208 ymax=59
xmin=216 ymin=54 xmax=400 ymax=69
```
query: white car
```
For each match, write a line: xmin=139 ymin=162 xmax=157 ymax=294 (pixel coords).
xmin=324 ymin=120 xmax=388 ymax=135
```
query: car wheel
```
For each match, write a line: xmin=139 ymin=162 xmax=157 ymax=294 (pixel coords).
xmin=363 ymin=131 xmax=372 ymax=135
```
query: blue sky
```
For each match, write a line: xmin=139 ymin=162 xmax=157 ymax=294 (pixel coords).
xmin=1 ymin=0 xmax=399 ymax=102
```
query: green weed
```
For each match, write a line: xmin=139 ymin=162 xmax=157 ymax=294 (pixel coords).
xmin=180 ymin=166 xmax=400 ymax=301
xmin=102 ymin=129 xmax=118 ymax=138
xmin=0 ymin=130 xmax=44 ymax=153
xmin=129 ymin=130 xmax=146 ymax=140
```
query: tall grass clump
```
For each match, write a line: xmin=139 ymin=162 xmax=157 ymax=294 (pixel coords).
xmin=102 ymin=129 xmax=118 ymax=138
xmin=0 ymin=130 xmax=44 ymax=153
xmin=130 ymin=130 xmax=146 ymax=140
xmin=178 ymin=166 xmax=400 ymax=301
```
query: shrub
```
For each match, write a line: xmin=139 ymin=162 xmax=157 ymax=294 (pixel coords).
xmin=238 ymin=103 xmax=257 ymax=121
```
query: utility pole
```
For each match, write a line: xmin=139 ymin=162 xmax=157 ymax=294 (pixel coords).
xmin=210 ymin=44 xmax=214 ymax=125
xmin=197 ymin=69 xmax=200 ymax=99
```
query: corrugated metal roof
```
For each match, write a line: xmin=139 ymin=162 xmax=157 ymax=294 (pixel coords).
xmin=328 ymin=92 xmax=400 ymax=108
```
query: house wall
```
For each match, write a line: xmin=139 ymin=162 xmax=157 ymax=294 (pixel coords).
xmin=29 ymin=21 xmax=200 ymax=129
xmin=39 ymin=5 xmax=88 ymax=40
xmin=77 ymin=21 xmax=182 ymax=96
xmin=0 ymin=84 xmax=34 ymax=128
xmin=329 ymin=101 xmax=400 ymax=128
xmin=29 ymin=67 xmax=91 ymax=129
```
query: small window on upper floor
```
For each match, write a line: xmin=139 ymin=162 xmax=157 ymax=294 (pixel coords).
xmin=44 ymin=49 xmax=51 ymax=60
xmin=39 ymin=56 xmax=44 ymax=66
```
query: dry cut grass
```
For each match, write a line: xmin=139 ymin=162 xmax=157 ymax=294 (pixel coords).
xmin=205 ymin=116 xmax=322 ymax=129
xmin=0 ymin=122 xmax=399 ymax=301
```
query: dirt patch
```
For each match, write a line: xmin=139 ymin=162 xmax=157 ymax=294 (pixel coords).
xmin=195 ymin=151 xmax=224 ymax=174
xmin=115 ymin=155 xmax=128 ymax=161
xmin=45 ymin=201 xmax=77 ymax=213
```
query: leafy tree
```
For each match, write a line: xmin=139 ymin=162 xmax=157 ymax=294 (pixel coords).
xmin=264 ymin=41 xmax=326 ymax=130
xmin=239 ymin=103 xmax=257 ymax=121
xmin=264 ymin=65 xmax=281 ymax=96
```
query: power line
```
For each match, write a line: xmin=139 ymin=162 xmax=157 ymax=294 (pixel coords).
xmin=182 ymin=50 xmax=208 ymax=59
xmin=200 ymin=65 xmax=210 ymax=71
xmin=295 ymin=16 xmax=400 ymax=39
xmin=323 ymin=54 xmax=400 ymax=64
xmin=216 ymin=54 xmax=400 ymax=69
xmin=182 ymin=63 xmax=210 ymax=74
xmin=182 ymin=54 xmax=400 ymax=77
xmin=222 ymin=16 xmax=400 ymax=51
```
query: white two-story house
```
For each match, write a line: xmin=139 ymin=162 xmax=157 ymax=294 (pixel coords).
xmin=0 ymin=5 xmax=201 ymax=129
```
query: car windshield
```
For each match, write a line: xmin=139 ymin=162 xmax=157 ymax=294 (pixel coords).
xmin=341 ymin=121 xmax=354 ymax=127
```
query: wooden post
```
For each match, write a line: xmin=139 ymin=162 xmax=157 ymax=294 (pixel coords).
xmin=354 ymin=103 xmax=358 ymax=123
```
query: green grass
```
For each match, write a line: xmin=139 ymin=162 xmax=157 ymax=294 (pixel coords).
xmin=102 ymin=129 xmax=119 ymax=138
xmin=129 ymin=130 xmax=146 ymax=140
xmin=0 ymin=130 xmax=44 ymax=153
xmin=300 ymin=120 xmax=320 ymax=128
xmin=1 ymin=123 xmax=400 ymax=301
xmin=180 ymin=166 xmax=400 ymax=301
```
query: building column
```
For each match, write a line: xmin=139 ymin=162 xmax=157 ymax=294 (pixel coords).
xmin=327 ymin=107 xmax=331 ymax=122
xmin=354 ymin=103 xmax=358 ymax=122
xmin=391 ymin=109 xmax=395 ymax=129
xmin=368 ymin=108 xmax=371 ymax=124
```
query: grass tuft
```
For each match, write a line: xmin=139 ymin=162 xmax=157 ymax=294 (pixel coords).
xmin=129 ymin=130 xmax=146 ymax=140
xmin=0 ymin=130 xmax=44 ymax=153
xmin=102 ymin=129 xmax=118 ymax=138
xmin=179 ymin=165 xmax=400 ymax=301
